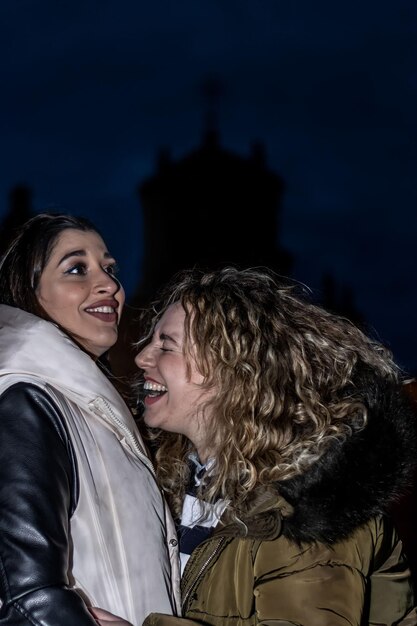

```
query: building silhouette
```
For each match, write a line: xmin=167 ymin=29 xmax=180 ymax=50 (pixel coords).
xmin=134 ymin=129 xmax=291 ymax=305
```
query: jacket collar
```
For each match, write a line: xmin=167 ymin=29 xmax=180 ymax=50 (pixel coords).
xmin=0 ymin=304 xmax=131 ymax=425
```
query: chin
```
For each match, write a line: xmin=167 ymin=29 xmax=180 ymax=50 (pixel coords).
xmin=143 ymin=415 xmax=159 ymax=429
xmin=94 ymin=336 xmax=118 ymax=354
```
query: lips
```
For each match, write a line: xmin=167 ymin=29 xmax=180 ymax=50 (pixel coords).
xmin=85 ymin=299 xmax=119 ymax=323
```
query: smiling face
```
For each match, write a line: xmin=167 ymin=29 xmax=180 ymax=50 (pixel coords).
xmin=135 ymin=301 xmax=214 ymax=460
xmin=36 ymin=228 xmax=125 ymax=358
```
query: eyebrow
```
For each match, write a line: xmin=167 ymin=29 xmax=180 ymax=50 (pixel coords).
xmin=57 ymin=249 xmax=113 ymax=267
xmin=159 ymin=332 xmax=180 ymax=346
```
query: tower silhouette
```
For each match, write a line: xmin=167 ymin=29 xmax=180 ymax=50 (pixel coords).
xmin=134 ymin=78 xmax=291 ymax=304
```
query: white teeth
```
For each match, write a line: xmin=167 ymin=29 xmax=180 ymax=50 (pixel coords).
xmin=143 ymin=381 xmax=167 ymax=393
xmin=86 ymin=306 xmax=115 ymax=313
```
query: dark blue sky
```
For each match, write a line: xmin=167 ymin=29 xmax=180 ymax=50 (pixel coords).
xmin=1 ymin=0 xmax=416 ymax=373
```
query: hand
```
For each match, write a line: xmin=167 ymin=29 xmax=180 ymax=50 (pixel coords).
xmin=90 ymin=606 xmax=133 ymax=626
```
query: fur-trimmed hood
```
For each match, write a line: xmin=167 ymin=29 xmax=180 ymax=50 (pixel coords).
xmin=278 ymin=371 xmax=417 ymax=544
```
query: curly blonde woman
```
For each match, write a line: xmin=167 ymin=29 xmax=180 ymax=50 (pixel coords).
xmin=95 ymin=266 xmax=417 ymax=626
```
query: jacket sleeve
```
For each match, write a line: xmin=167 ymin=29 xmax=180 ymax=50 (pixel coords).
xmin=0 ymin=383 xmax=97 ymax=625
xmin=251 ymin=520 xmax=415 ymax=626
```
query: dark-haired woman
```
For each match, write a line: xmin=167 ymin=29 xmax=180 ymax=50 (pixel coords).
xmin=0 ymin=213 xmax=180 ymax=625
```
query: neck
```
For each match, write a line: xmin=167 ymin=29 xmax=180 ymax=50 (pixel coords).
xmin=193 ymin=440 xmax=214 ymax=465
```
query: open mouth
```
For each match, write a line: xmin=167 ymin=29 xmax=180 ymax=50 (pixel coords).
xmin=143 ymin=380 xmax=167 ymax=399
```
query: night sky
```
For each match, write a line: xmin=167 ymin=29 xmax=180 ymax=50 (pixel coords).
xmin=1 ymin=1 xmax=416 ymax=373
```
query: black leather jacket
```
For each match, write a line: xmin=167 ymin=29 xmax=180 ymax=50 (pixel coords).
xmin=0 ymin=383 xmax=98 ymax=625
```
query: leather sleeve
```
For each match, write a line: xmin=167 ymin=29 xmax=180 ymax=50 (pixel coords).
xmin=0 ymin=383 xmax=97 ymax=625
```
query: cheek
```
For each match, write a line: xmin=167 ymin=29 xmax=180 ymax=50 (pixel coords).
xmin=37 ymin=285 xmax=85 ymax=314
xmin=167 ymin=376 xmax=194 ymax=408
xmin=37 ymin=284 xmax=59 ymax=311
xmin=181 ymin=384 xmax=209 ymax=415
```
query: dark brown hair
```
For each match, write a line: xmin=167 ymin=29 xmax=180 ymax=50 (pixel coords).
xmin=0 ymin=212 xmax=99 ymax=316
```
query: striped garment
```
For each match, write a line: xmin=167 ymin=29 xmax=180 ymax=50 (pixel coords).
xmin=177 ymin=453 xmax=227 ymax=574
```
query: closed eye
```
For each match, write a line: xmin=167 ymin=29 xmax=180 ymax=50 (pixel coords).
xmin=158 ymin=332 xmax=182 ymax=353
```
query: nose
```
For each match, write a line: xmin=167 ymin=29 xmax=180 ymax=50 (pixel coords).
xmin=135 ymin=344 xmax=154 ymax=370
xmin=95 ymin=268 xmax=121 ymax=296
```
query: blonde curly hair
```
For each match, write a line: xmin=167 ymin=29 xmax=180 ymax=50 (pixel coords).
xmin=135 ymin=266 xmax=400 ymax=522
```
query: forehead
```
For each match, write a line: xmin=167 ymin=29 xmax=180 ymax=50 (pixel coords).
xmin=50 ymin=229 xmax=107 ymax=257
xmin=156 ymin=302 xmax=186 ymax=333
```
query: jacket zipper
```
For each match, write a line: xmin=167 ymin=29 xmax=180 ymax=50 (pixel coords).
xmin=182 ymin=536 xmax=228 ymax=612
xmin=89 ymin=396 xmax=146 ymax=459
